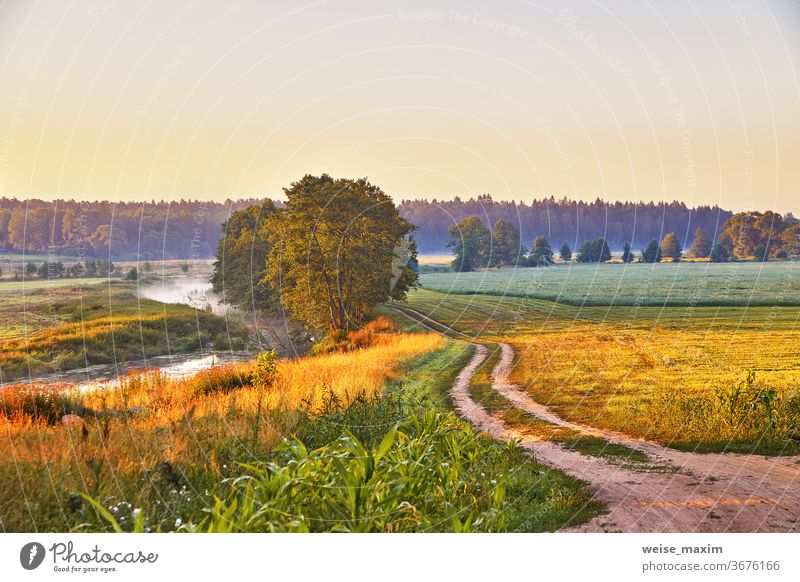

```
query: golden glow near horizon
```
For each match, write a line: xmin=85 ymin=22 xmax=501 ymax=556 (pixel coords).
xmin=0 ymin=0 xmax=798 ymax=212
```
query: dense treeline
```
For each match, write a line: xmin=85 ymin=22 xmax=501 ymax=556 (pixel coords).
xmin=0 ymin=198 xmax=261 ymax=259
xmin=399 ymin=195 xmax=735 ymax=253
xmin=447 ymin=208 xmax=800 ymax=272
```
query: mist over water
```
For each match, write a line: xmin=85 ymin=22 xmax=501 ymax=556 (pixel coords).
xmin=137 ymin=276 xmax=228 ymax=315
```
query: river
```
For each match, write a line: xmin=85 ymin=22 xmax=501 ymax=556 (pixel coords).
xmin=2 ymin=276 xmax=252 ymax=390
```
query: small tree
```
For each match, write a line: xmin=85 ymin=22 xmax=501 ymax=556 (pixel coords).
xmin=84 ymin=260 xmax=98 ymax=276
xmin=253 ymin=350 xmax=278 ymax=388
xmin=621 ymin=242 xmax=634 ymax=263
xmin=528 ymin=236 xmax=554 ymax=267
xmin=125 ymin=267 xmax=138 ymax=280
xmin=491 ymin=220 xmax=521 ymax=266
xmin=710 ymin=243 xmax=730 ymax=263
xmin=448 ymin=216 xmax=490 ymax=272
xmin=576 ymin=240 xmax=593 ymax=263
xmin=591 ymin=237 xmax=612 ymax=262
xmin=180 ymin=262 xmax=189 ymax=273
xmin=143 ymin=261 xmax=153 ymax=272
xmin=688 ymin=227 xmax=712 ymax=258
xmin=660 ymin=232 xmax=682 ymax=260
xmin=641 ymin=239 xmax=662 ymax=263
xmin=559 ymin=243 xmax=572 ymax=263
xmin=753 ymin=243 xmax=769 ymax=262
xmin=25 ymin=261 xmax=37 ymax=278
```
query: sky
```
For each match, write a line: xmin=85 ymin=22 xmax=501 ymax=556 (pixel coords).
xmin=0 ymin=0 xmax=798 ymax=213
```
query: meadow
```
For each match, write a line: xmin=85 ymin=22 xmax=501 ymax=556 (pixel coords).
xmin=0 ymin=280 xmax=246 ymax=381
xmin=0 ymin=325 xmax=599 ymax=532
xmin=405 ymin=285 xmax=800 ymax=455
xmin=420 ymin=261 xmax=800 ymax=307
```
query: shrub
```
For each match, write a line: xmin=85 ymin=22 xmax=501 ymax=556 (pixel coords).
xmin=252 ymin=350 xmax=278 ymax=389
xmin=184 ymin=364 xmax=253 ymax=396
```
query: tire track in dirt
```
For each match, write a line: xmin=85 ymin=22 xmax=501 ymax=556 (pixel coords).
xmin=391 ymin=305 xmax=800 ymax=532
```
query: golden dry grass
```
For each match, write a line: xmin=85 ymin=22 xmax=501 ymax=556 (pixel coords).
xmin=0 ymin=331 xmax=442 ymax=531
xmin=507 ymin=325 xmax=800 ymax=451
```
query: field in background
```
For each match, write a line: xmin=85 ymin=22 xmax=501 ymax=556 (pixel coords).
xmin=405 ymin=286 xmax=800 ymax=455
xmin=420 ymin=261 xmax=800 ymax=307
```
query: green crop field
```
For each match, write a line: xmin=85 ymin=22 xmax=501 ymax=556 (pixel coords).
xmin=420 ymin=261 xmax=800 ymax=307
xmin=0 ymin=277 xmax=108 ymax=293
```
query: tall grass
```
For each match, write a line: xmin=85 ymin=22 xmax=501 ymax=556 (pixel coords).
xmin=0 ymin=329 xmax=600 ymax=532
xmin=0 ymin=332 xmax=443 ymax=531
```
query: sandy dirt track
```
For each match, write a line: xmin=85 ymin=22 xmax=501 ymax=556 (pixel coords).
xmin=393 ymin=306 xmax=800 ymax=532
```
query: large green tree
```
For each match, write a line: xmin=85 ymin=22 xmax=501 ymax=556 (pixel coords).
xmin=448 ymin=216 xmax=490 ymax=272
xmin=265 ymin=175 xmax=417 ymax=333
xmin=211 ymin=200 xmax=278 ymax=310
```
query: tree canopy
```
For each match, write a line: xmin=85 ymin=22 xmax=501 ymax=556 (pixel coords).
xmin=491 ymin=220 xmax=522 ymax=266
xmin=211 ymin=200 xmax=278 ymax=310
xmin=528 ymin=236 xmax=555 ymax=266
xmin=660 ymin=232 xmax=683 ymax=260
xmin=621 ymin=242 xmax=634 ymax=263
xmin=559 ymin=243 xmax=572 ymax=263
xmin=265 ymin=175 xmax=417 ymax=333
xmin=710 ymin=243 xmax=730 ymax=263
xmin=641 ymin=239 xmax=662 ymax=263
xmin=576 ymin=237 xmax=611 ymax=263
xmin=687 ymin=227 xmax=712 ymax=258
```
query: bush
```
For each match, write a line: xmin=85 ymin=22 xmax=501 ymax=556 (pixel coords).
xmin=310 ymin=316 xmax=396 ymax=355
xmin=184 ymin=364 xmax=253 ymax=396
xmin=252 ymin=350 xmax=278 ymax=389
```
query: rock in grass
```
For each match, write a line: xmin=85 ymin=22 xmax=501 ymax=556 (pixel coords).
xmin=61 ymin=414 xmax=83 ymax=425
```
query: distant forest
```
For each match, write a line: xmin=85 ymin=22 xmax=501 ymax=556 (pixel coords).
xmin=398 ymin=195 xmax=740 ymax=253
xmin=0 ymin=198 xmax=261 ymax=259
xmin=0 ymin=194 xmax=789 ymax=259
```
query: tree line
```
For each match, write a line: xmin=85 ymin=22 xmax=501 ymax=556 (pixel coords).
xmin=0 ymin=198 xmax=261 ymax=259
xmin=447 ymin=209 xmax=800 ymax=271
xmin=398 ymin=194 xmax=737 ymax=253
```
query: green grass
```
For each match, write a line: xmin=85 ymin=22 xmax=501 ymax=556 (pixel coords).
xmin=0 ymin=277 xmax=107 ymax=293
xmin=21 ymin=341 xmax=601 ymax=533
xmin=421 ymin=261 xmax=800 ymax=307
xmin=402 ymin=287 xmax=800 ymax=337
xmin=227 ymin=342 xmax=601 ymax=532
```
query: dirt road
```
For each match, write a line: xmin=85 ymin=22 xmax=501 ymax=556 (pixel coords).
xmin=393 ymin=306 xmax=800 ymax=532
